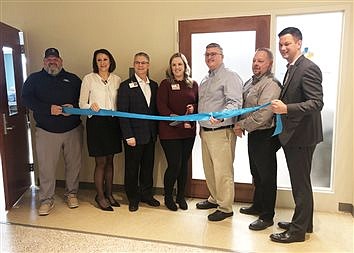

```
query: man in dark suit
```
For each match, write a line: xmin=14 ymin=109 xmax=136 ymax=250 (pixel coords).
xmin=118 ymin=52 xmax=160 ymax=212
xmin=270 ymin=27 xmax=324 ymax=243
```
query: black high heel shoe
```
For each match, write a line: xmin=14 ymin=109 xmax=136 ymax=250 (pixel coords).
xmin=95 ymin=195 xmax=113 ymax=211
xmin=104 ymin=193 xmax=120 ymax=207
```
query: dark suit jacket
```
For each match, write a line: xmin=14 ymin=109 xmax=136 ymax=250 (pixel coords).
xmin=117 ymin=75 xmax=158 ymax=145
xmin=279 ymin=55 xmax=324 ymax=147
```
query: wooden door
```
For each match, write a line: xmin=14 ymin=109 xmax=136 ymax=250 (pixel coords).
xmin=179 ymin=15 xmax=270 ymax=202
xmin=0 ymin=22 xmax=31 ymax=210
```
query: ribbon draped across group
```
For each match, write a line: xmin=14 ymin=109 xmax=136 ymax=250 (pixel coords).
xmin=63 ymin=102 xmax=282 ymax=136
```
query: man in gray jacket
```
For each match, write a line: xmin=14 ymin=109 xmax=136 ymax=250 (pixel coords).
xmin=236 ymin=48 xmax=281 ymax=230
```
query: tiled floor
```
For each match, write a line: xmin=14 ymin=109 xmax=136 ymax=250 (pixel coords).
xmin=1 ymin=187 xmax=353 ymax=253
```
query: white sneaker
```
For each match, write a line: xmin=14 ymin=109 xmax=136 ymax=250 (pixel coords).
xmin=65 ymin=194 xmax=79 ymax=209
xmin=38 ymin=202 xmax=55 ymax=216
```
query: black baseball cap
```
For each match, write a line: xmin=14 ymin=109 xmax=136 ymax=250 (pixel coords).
xmin=44 ymin=48 xmax=60 ymax=58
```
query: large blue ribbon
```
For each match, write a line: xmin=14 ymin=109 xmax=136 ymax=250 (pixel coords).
xmin=63 ymin=102 xmax=282 ymax=136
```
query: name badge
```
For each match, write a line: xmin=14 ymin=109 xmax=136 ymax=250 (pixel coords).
xmin=129 ymin=82 xmax=139 ymax=88
xmin=171 ymin=83 xmax=180 ymax=90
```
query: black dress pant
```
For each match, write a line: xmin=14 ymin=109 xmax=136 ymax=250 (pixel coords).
xmin=160 ymin=137 xmax=195 ymax=199
xmin=283 ymin=144 xmax=316 ymax=234
xmin=248 ymin=128 xmax=279 ymax=221
xmin=123 ymin=139 xmax=155 ymax=204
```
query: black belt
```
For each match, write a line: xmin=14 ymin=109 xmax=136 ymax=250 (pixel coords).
xmin=201 ymin=124 xmax=234 ymax=131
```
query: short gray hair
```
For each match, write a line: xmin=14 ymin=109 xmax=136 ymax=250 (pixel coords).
xmin=206 ymin=43 xmax=223 ymax=54
xmin=134 ymin=52 xmax=150 ymax=62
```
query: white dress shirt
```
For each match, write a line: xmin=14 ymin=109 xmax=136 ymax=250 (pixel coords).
xmin=79 ymin=72 xmax=121 ymax=112
xmin=135 ymin=73 xmax=151 ymax=106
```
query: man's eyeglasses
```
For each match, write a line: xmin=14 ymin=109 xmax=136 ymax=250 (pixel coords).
xmin=204 ymin=52 xmax=222 ymax=58
xmin=134 ymin=61 xmax=149 ymax=65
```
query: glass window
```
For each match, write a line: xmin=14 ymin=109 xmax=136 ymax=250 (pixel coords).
xmin=275 ymin=12 xmax=343 ymax=189
xmin=2 ymin=46 xmax=18 ymax=116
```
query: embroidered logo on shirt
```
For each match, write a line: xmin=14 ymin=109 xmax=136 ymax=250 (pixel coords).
xmin=63 ymin=78 xmax=71 ymax=83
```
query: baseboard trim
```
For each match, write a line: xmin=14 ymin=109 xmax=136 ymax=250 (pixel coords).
xmin=338 ymin=202 xmax=353 ymax=216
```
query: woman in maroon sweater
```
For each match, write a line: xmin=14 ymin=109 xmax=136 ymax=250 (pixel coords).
xmin=157 ymin=53 xmax=198 ymax=211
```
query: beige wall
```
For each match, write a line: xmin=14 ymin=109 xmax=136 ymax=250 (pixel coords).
xmin=1 ymin=0 xmax=353 ymax=212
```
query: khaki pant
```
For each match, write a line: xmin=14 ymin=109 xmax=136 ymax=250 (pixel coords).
xmin=35 ymin=125 xmax=83 ymax=203
xmin=200 ymin=128 xmax=236 ymax=213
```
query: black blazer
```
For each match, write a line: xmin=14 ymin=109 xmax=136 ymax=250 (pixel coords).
xmin=117 ymin=75 xmax=158 ymax=145
xmin=279 ymin=55 xmax=324 ymax=147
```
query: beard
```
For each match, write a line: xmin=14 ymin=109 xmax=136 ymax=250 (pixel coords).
xmin=44 ymin=64 xmax=62 ymax=76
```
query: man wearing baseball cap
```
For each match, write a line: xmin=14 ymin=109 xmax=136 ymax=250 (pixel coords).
xmin=22 ymin=48 xmax=83 ymax=215
xmin=44 ymin=47 xmax=60 ymax=58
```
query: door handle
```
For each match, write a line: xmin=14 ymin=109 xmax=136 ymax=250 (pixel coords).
xmin=6 ymin=125 xmax=15 ymax=131
xmin=2 ymin=113 xmax=14 ymax=135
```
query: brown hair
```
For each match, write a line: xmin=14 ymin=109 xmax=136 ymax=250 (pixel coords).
xmin=166 ymin=52 xmax=193 ymax=88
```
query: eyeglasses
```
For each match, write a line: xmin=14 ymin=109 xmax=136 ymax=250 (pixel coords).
xmin=204 ymin=52 xmax=222 ymax=58
xmin=134 ymin=61 xmax=149 ymax=65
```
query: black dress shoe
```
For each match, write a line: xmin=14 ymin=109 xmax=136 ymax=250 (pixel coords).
xmin=141 ymin=197 xmax=160 ymax=207
xmin=278 ymin=221 xmax=291 ymax=230
xmin=239 ymin=206 xmax=261 ymax=215
xmin=196 ymin=200 xmax=218 ymax=209
xmin=164 ymin=197 xmax=177 ymax=211
xmin=129 ymin=202 xmax=139 ymax=212
xmin=95 ymin=195 xmax=113 ymax=212
xmin=278 ymin=221 xmax=313 ymax=233
xmin=270 ymin=231 xmax=305 ymax=243
xmin=208 ymin=210 xmax=233 ymax=221
xmin=249 ymin=219 xmax=274 ymax=231
xmin=176 ymin=198 xmax=188 ymax=210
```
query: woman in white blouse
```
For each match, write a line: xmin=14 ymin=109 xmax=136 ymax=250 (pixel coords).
xmin=79 ymin=49 xmax=122 ymax=211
